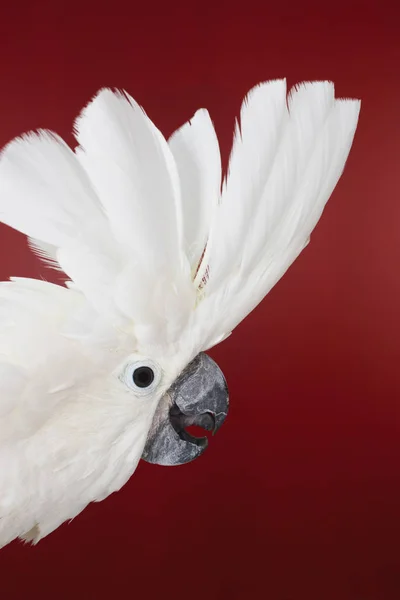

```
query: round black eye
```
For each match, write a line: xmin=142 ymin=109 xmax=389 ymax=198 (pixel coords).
xmin=133 ymin=366 xmax=155 ymax=388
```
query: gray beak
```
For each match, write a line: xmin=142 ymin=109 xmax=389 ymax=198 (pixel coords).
xmin=142 ymin=352 xmax=229 ymax=466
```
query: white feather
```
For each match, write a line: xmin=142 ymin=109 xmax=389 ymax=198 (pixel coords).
xmin=74 ymin=88 xmax=196 ymax=338
xmin=195 ymin=79 xmax=288 ymax=287
xmin=169 ymin=109 xmax=221 ymax=274
xmin=0 ymin=130 xmax=124 ymax=317
xmin=0 ymin=131 xmax=103 ymax=246
xmin=74 ymin=89 xmax=188 ymax=275
xmin=27 ymin=239 xmax=60 ymax=269
xmin=0 ymin=99 xmax=196 ymax=335
xmin=190 ymin=82 xmax=360 ymax=350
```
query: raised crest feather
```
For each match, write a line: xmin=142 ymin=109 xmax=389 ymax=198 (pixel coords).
xmin=0 ymin=81 xmax=360 ymax=353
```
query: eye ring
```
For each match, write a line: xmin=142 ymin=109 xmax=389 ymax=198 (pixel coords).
xmin=121 ymin=359 xmax=162 ymax=396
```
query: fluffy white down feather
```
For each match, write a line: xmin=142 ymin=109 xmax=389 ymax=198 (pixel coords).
xmin=0 ymin=80 xmax=360 ymax=547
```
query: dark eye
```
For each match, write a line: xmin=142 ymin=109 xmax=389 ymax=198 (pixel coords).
xmin=133 ymin=366 xmax=155 ymax=388
xmin=121 ymin=359 xmax=161 ymax=395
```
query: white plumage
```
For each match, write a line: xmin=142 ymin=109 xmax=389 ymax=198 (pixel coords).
xmin=0 ymin=80 xmax=360 ymax=547
xmin=169 ymin=108 xmax=222 ymax=276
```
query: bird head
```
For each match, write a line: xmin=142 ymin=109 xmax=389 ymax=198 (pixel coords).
xmin=0 ymin=79 xmax=360 ymax=547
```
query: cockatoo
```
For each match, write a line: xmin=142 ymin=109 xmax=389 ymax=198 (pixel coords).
xmin=0 ymin=80 xmax=360 ymax=548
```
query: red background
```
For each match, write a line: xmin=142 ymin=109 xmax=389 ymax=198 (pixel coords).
xmin=0 ymin=1 xmax=399 ymax=598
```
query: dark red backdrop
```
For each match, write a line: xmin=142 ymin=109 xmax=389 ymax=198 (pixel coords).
xmin=0 ymin=1 xmax=399 ymax=598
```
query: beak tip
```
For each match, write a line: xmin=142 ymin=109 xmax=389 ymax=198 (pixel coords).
xmin=214 ymin=411 xmax=228 ymax=434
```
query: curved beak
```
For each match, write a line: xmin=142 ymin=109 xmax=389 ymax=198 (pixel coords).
xmin=142 ymin=353 xmax=229 ymax=466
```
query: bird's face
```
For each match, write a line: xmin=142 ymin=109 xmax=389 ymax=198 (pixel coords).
xmin=114 ymin=350 xmax=229 ymax=467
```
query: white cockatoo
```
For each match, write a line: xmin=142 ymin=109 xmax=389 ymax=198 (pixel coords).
xmin=0 ymin=80 xmax=360 ymax=548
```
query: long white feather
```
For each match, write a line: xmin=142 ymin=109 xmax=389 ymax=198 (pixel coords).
xmin=189 ymin=82 xmax=360 ymax=350
xmin=0 ymin=131 xmax=125 ymax=316
xmin=74 ymin=89 xmax=187 ymax=274
xmin=195 ymin=79 xmax=288 ymax=287
xmin=240 ymin=81 xmax=336 ymax=274
xmin=0 ymin=131 xmax=104 ymax=246
xmin=74 ymin=89 xmax=196 ymax=339
xmin=169 ymin=109 xmax=221 ymax=275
